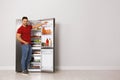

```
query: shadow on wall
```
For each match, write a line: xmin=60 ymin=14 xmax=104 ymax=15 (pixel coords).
xmin=55 ymin=23 xmax=60 ymax=71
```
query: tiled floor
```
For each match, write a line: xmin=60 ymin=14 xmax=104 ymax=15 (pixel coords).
xmin=0 ymin=70 xmax=120 ymax=80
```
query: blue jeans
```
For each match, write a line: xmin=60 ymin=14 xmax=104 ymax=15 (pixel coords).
xmin=21 ymin=44 xmax=32 ymax=71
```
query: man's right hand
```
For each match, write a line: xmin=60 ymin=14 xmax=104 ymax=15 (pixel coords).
xmin=16 ymin=33 xmax=29 ymax=45
xmin=24 ymin=41 xmax=29 ymax=44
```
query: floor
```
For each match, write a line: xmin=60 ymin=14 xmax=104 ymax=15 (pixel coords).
xmin=0 ymin=70 xmax=120 ymax=80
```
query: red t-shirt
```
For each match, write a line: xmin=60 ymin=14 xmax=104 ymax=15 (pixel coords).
xmin=17 ymin=25 xmax=32 ymax=44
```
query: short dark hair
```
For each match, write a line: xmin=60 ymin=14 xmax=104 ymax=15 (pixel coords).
xmin=22 ymin=16 xmax=28 ymax=20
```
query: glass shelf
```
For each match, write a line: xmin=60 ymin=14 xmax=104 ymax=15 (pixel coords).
xmin=31 ymin=29 xmax=41 ymax=31
xmin=41 ymin=46 xmax=53 ymax=49
xmin=32 ymin=54 xmax=41 ymax=57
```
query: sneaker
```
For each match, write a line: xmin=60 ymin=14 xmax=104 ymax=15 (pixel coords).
xmin=26 ymin=69 xmax=29 ymax=73
xmin=22 ymin=70 xmax=29 ymax=74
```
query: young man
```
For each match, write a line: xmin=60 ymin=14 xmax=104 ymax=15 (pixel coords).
xmin=16 ymin=17 xmax=47 ymax=74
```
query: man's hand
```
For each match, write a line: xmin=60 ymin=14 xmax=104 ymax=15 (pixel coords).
xmin=32 ymin=21 xmax=48 ymax=29
xmin=42 ymin=21 xmax=48 ymax=25
xmin=16 ymin=33 xmax=29 ymax=44
xmin=24 ymin=41 xmax=29 ymax=44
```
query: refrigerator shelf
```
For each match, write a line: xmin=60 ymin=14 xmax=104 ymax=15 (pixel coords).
xmin=28 ymin=69 xmax=41 ymax=71
xmin=31 ymin=43 xmax=41 ymax=45
xmin=29 ymin=66 xmax=41 ymax=69
xmin=41 ymin=47 xmax=53 ymax=49
xmin=31 ymin=41 xmax=41 ymax=44
xmin=42 ymin=34 xmax=52 ymax=35
xmin=32 ymin=50 xmax=41 ymax=53
xmin=32 ymin=52 xmax=41 ymax=54
xmin=31 ymin=36 xmax=41 ymax=38
xmin=32 ymin=54 xmax=41 ymax=56
xmin=32 ymin=45 xmax=41 ymax=47
xmin=42 ymin=34 xmax=53 ymax=36
xmin=31 ymin=60 xmax=41 ymax=63
xmin=32 ymin=47 xmax=41 ymax=50
xmin=30 ymin=62 xmax=41 ymax=64
xmin=31 ymin=29 xmax=41 ymax=31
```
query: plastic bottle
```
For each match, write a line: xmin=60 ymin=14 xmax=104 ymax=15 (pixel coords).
xmin=46 ymin=38 xmax=49 ymax=46
xmin=49 ymin=38 xmax=52 ymax=47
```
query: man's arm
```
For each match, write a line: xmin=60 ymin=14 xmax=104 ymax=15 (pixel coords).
xmin=16 ymin=33 xmax=28 ymax=44
xmin=32 ymin=22 xmax=48 ymax=29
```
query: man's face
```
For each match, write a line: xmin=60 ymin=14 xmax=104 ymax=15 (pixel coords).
xmin=22 ymin=19 xmax=28 ymax=26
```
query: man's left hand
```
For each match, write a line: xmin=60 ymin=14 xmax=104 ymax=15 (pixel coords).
xmin=42 ymin=22 xmax=48 ymax=25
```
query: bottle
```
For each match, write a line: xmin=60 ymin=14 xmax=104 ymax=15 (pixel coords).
xmin=42 ymin=27 xmax=45 ymax=34
xmin=46 ymin=38 xmax=49 ymax=46
xmin=49 ymin=38 xmax=52 ymax=47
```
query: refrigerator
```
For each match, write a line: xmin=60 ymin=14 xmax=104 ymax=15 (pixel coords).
xmin=16 ymin=18 xmax=55 ymax=72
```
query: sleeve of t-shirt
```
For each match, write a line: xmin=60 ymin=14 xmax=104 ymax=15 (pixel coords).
xmin=17 ymin=27 xmax=22 ymax=34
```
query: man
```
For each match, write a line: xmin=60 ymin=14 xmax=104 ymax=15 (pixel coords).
xmin=16 ymin=17 xmax=47 ymax=74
